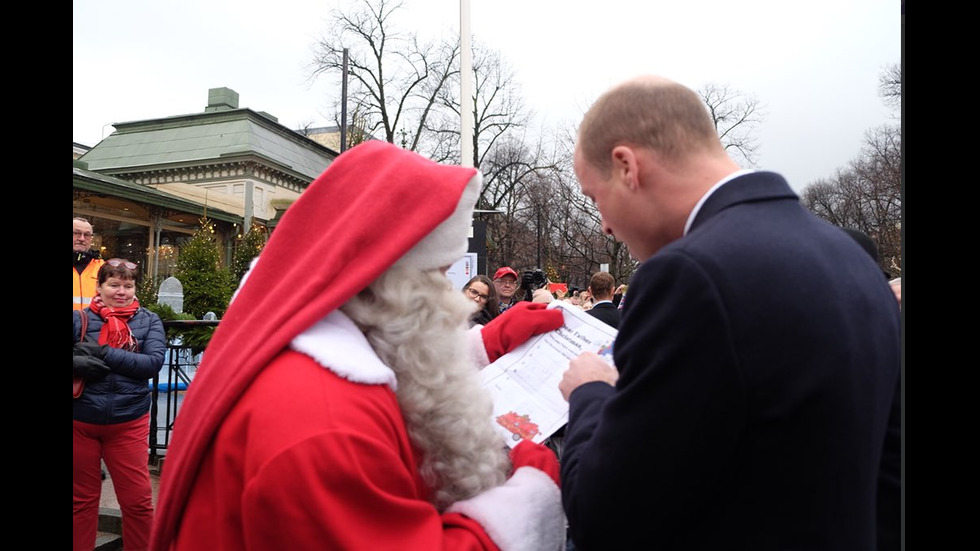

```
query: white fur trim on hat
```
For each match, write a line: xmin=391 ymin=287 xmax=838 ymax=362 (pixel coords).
xmin=395 ymin=172 xmax=482 ymax=271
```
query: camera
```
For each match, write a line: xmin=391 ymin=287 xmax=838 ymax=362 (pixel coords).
xmin=521 ymin=268 xmax=548 ymax=301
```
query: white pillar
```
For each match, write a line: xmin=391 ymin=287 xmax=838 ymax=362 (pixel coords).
xmin=244 ymin=180 xmax=254 ymax=231
xmin=460 ymin=0 xmax=473 ymax=168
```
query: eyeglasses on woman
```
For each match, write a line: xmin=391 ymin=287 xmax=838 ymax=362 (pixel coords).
xmin=465 ymin=288 xmax=490 ymax=302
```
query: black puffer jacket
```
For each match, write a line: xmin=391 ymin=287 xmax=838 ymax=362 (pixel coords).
xmin=73 ymin=307 xmax=167 ymax=425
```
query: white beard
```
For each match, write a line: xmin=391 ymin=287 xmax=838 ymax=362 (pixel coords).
xmin=341 ymin=267 xmax=511 ymax=510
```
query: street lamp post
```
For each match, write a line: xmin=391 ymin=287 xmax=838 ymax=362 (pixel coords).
xmin=536 ymin=207 xmax=542 ymax=269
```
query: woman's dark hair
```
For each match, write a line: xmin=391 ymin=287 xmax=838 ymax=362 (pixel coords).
xmin=98 ymin=258 xmax=139 ymax=284
xmin=464 ymin=274 xmax=500 ymax=319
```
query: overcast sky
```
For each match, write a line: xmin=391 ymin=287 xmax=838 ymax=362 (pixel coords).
xmin=73 ymin=0 xmax=902 ymax=192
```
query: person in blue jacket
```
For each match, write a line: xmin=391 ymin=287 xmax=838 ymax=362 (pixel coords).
xmin=73 ymin=258 xmax=166 ymax=551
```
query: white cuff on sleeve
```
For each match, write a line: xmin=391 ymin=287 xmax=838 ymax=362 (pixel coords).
xmin=446 ymin=466 xmax=565 ymax=551
xmin=467 ymin=325 xmax=492 ymax=369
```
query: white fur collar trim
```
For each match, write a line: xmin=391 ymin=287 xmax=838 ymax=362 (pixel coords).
xmin=289 ymin=310 xmax=398 ymax=390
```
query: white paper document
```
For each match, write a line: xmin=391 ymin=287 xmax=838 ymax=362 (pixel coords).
xmin=480 ymin=301 xmax=618 ymax=447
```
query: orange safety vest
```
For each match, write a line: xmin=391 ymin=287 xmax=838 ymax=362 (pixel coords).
xmin=73 ymin=258 xmax=105 ymax=311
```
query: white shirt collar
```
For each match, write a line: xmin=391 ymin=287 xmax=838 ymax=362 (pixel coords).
xmin=684 ymin=169 xmax=755 ymax=235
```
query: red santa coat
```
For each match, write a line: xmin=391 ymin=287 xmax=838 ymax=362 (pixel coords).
xmin=175 ymin=354 xmax=495 ymax=549
xmin=153 ymin=143 xmax=563 ymax=550
xmin=171 ymin=310 xmax=559 ymax=551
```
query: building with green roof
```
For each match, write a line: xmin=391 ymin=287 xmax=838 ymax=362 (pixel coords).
xmin=74 ymin=87 xmax=339 ymax=282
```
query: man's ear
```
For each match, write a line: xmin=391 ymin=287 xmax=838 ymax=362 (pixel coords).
xmin=610 ymin=145 xmax=640 ymax=190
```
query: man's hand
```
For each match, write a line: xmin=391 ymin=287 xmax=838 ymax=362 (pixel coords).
xmin=559 ymin=351 xmax=619 ymax=401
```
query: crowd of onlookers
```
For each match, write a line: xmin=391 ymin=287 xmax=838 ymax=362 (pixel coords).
xmin=462 ymin=267 xmax=629 ymax=330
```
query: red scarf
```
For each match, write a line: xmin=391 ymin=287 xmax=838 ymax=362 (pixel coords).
xmin=89 ymin=296 xmax=141 ymax=351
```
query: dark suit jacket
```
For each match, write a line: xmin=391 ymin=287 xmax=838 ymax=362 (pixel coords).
xmin=561 ymin=172 xmax=901 ymax=550
xmin=585 ymin=301 xmax=620 ymax=329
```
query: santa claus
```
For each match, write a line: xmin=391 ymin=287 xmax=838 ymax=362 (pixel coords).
xmin=150 ymin=141 xmax=566 ymax=551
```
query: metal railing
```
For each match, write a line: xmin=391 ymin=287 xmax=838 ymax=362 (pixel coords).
xmin=149 ymin=320 xmax=219 ymax=465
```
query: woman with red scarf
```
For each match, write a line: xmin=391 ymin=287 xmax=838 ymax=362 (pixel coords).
xmin=73 ymin=258 xmax=166 ymax=551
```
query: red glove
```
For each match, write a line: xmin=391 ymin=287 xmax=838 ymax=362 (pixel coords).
xmin=481 ymin=302 xmax=564 ymax=362
xmin=510 ymin=440 xmax=561 ymax=487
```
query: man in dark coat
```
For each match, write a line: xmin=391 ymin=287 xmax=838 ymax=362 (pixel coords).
xmin=558 ymin=75 xmax=901 ymax=551
xmin=584 ymin=271 xmax=620 ymax=329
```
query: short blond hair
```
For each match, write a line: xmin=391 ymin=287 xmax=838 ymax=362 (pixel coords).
xmin=578 ymin=76 xmax=721 ymax=173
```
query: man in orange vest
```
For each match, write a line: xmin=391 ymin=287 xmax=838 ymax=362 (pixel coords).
xmin=73 ymin=217 xmax=105 ymax=311
xmin=73 ymin=216 xmax=109 ymax=482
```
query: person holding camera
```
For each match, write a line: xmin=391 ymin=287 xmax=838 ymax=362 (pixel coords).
xmin=521 ymin=268 xmax=549 ymax=303
xmin=494 ymin=267 xmax=549 ymax=312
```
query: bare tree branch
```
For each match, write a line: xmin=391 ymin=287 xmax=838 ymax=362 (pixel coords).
xmin=698 ymin=83 xmax=765 ymax=167
xmin=878 ymin=62 xmax=901 ymax=112
xmin=307 ymin=0 xmax=456 ymax=150
xmin=801 ymin=124 xmax=901 ymax=276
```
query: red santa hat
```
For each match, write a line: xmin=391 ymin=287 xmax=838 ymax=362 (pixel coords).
xmin=152 ymin=141 xmax=481 ymax=545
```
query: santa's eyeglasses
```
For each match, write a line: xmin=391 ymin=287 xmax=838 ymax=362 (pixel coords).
xmin=106 ymin=259 xmax=138 ymax=270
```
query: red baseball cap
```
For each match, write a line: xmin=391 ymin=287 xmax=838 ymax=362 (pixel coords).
xmin=493 ymin=267 xmax=519 ymax=280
